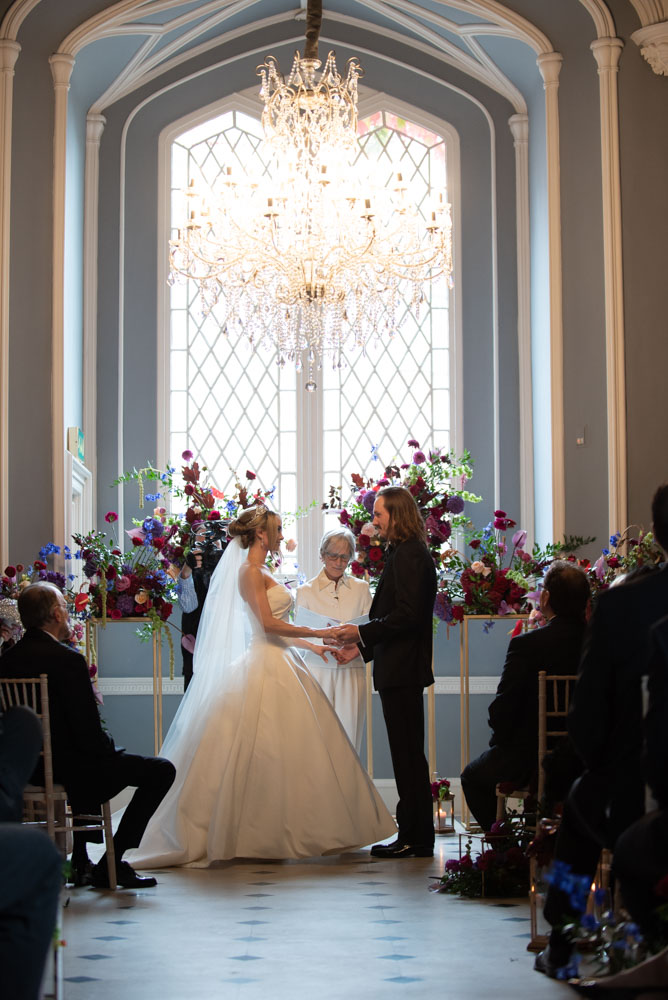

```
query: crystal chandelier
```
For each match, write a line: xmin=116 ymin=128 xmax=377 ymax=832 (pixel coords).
xmin=168 ymin=0 xmax=453 ymax=390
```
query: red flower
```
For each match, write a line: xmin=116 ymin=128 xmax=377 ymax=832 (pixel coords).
xmin=110 ymin=609 xmax=122 ymax=620
xmin=339 ymin=510 xmax=350 ymax=526
xmin=358 ymin=534 xmax=371 ymax=549
xmin=246 ymin=470 xmax=256 ymax=480
xmin=368 ymin=547 xmax=383 ymax=562
xmin=469 ymin=539 xmax=481 ymax=550
xmin=105 ymin=566 xmax=117 ymax=580
xmin=452 ymin=606 xmax=464 ymax=622
xmin=184 ymin=484 xmax=195 ymax=496
xmin=15 ymin=563 xmax=24 ymax=572
xmin=33 ymin=560 xmax=47 ymax=570
xmin=350 ymin=561 xmax=365 ymax=577
xmin=208 ymin=510 xmax=221 ymax=520
xmin=3 ymin=565 xmax=16 ymax=578
xmin=112 ymin=548 xmax=121 ymax=556
xmin=152 ymin=537 xmax=165 ymax=550
xmin=407 ymin=438 xmax=420 ymax=448
xmin=104 ymin=511 xmax=118 ymax=523
xmin=132 ymin=537 xmax=142 ymax=547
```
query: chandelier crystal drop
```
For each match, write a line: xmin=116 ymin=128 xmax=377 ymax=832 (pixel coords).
xmin=168 ymin=2 xmax=453 ymax=388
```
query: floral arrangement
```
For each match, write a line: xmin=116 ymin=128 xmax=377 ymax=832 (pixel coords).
xmin=543 ymin=860 xmax=650 ymax=979
xmin=431 ymin=777 xmax=452 ymax=801
xmin=114 ymin=452 xmax=275 ymax=568
xmin=433 ymin=818 xmax=530 ymax=899
xmin=589 ymin=528 xmax=663 ymax=597
xmin=0 ymin=551 xmax=72 ymax=643
xmin=322 ymin=440 xmax=481 ymax=582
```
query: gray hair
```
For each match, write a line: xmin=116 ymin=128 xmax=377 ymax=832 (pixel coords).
xmin=319 ymin=527 xmax=356 ymax=561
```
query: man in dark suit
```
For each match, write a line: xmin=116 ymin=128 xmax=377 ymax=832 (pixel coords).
xmin=0 ymin=582 xmax=176 ymax=889
xmin=536 ymin=484 xmax=668 ymax=979
xmin=333 ymin=486 xmax=437 ymax=858
xmin=460 ymin=561 xmax=590 ymax=832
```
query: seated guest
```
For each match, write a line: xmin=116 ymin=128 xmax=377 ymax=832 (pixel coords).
xmin=0 ymin=582 xmax=176 ymax=889
xmin=296 ymin=528 xmax=371 ymax=753
xmin=536 ymin=484 xmax=668 ymax=980
xmin=0 ymin=703 xmax=62 ymax=1000
xmin=461 ymin=561 xmax=590 ymax=832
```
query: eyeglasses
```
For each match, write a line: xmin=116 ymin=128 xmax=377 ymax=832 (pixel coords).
xmin=323 ymin=551 xmax=351 ymax=564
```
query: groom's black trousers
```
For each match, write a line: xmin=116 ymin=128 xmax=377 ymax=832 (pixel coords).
xmin=379 ymin=686 xmax=434 ymax=847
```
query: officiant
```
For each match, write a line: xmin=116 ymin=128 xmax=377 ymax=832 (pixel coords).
xmin=296 ymin=528 xmax=371 ymax=753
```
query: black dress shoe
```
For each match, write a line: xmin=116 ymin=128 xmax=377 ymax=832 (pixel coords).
xmin=570 ymin=982 xmax=668 ymax=997
xmin=69 ymin=858 xmax=93 ymax=887
xmin=534 ymin=945 xmax=575 ymax=980
xmin=370 ymin=841 xmax=433 ymax=859
xmin=91 ymin=859 xmax=158 ymax=889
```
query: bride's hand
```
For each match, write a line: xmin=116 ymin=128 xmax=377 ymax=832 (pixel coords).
xmin=311 ymin=644 xmax=331 ymax=663
xmin=319 ymin=626 xmax=342 ymax=645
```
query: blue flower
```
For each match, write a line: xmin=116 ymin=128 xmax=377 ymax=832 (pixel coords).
xmin=226 ymin=500 xmax=237 ymax=513
xmin=609 ymin=532 xmax=621 ymax=548
xmin=602 ymin=547 xmax=610 ymax=556
xmin=68 ymin=574 xmax=75 ymax=581
xmin=370 ymin=444 xmax=380 ymax=462
xmin=482 ymin=522 xmax=493 ymax=540
xmin=145 ymin=492 xmax=162 ymax=502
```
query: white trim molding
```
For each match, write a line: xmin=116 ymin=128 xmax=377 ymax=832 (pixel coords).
xmin=65 ymin=452 xmax=92 ymax=589
xmin=631 ymin=21 xmax=668 ymax=75
xmin=96 ymin=674 xmax=500 ymax=697
xmin=83 ymin=113 xmax=106 ymax=494
xmin=508 ymin=112 xmax=534 ymax=549
xmin=0 ymin=38 xmax=20 ymax=564
xmin=591 ymin=38 xmax=627 ymax=536
xmin=536 ymin=51 xmax=565 ymax=545
xmin=49 ymin=52 xmax=75 ymax=550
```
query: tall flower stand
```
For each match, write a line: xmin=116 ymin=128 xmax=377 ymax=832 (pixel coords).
xmin=85 ymin=617 xmax=167 ymax=754
xmin=459 ymin=614 xmax=529 ymax=831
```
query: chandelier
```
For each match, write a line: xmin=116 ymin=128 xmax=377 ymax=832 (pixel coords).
xmin=168 ymin=0 xmax=453 ymax=390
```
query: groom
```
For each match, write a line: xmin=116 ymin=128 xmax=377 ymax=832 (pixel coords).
xmin=332 ymin=486 xmax=437 ymax=858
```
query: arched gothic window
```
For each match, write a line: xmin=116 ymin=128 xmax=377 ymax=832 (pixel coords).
xmin=168 ymin=106 xmax=453 ymax=569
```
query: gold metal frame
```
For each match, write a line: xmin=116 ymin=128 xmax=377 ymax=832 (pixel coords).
xmin=85 ymin=618 xmax=165 ymax=754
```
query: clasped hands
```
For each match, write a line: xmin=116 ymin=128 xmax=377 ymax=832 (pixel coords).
xmin=321 ymin=623 xmax=361 ymax=665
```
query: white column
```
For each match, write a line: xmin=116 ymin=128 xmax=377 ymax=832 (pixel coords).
xmin=83 ymin=113 xmax=106 ymax=492
xmin=591 ymin=37 xmax=627 ymax=536
xmin=536 ymin=52 xmax=565 ymax=544
xmin=0 ymin=39 xmax=20 ymax=564
xmin=508 ymin=112 xmax=534 ymax=548
xmin=49 ymin=52 xmax=75 ymax=549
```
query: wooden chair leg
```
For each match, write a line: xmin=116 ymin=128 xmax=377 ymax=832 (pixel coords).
xmin=101 ymin=801 xmax=117 ymax=890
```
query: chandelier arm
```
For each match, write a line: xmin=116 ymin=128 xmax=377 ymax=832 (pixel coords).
xmin=304 ymin=0 xmax=323 ymax=60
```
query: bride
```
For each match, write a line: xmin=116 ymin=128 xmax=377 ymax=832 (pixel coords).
xmin=130 ymin=505 xmax=396 ymax=866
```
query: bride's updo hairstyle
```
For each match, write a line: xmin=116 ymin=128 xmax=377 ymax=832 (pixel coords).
xmin=228 ymin=505 xmax=281 ymax=553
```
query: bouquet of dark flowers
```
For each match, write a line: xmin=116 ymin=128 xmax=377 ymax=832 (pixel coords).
xmin=431 ymin=777 xmax=453 ymax=802
xmin=433 ymin=817 xmax=530 ymax=899
xmin=114 ymin=451 xmax=275 ymax=570
xmin=589 ymin=528 xmax=663 ymax=598
xmin=73 ymin=512 xmax=176 ymax=627
xmin=433 ymin=512 xmax=585 ymax=627
xmin=322 ymin=440 xmax=481 ymax=584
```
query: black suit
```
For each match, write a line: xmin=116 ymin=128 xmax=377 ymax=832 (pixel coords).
xmin=543 ymin=565 xmax=668 ymax=958
xmin=358 ymin=538 xmax=436 ymax=847
xmin=461 ymin=616 xmax=586 ymax=831
xmin=0 ymin=629 xmax=175 ymax=859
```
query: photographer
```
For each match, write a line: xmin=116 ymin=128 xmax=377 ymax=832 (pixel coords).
xmin=175 ymin=522 xmax=226 ymax=689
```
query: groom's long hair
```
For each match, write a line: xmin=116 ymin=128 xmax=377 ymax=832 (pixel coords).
xmin=378 ymin=487 xmax=427 ymax=545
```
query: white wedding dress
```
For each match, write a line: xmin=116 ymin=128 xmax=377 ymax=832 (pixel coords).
xmin=129 ymin=548 xmax=395 ymax=867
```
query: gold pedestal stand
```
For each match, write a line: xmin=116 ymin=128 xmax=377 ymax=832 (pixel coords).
xmin=85 ymin=617 xmax=166 ymax=754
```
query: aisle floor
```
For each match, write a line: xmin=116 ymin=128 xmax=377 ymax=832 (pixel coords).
xmin=61 ymin=837 xmax=571 ymax=999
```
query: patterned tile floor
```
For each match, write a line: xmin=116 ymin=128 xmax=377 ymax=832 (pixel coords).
xmin=60 ymin=835 xmax=570 ymax=999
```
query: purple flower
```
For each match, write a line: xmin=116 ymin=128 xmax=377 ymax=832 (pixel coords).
xmin=425 ymin=513 xmax=450 ymax=542
xmin=400 ymin=463 xmax=410 ymax=470
xmin=376 ymin=478 xmax=389 ymax=487
xmin=446 ymin=495 xmax=465 ymax=515
xmin=362 ymin=491 xmax=377 ymax=515
xmin=407 ymin=438 xmax=420 ymax=448
xmin=429 ymin=448 xmax=441 ymax=461
xmin=512 ymin=529 xmax=527 ymax=549
xmin=182 ymin=450 xmax=193 ymax=461
xmin=434 ymin=591 xmax=453 ymax=622
xmin=116 ymin=594 xmax=135 ymax=615
xmin=412 ymin=450 xmax=426 ymax=464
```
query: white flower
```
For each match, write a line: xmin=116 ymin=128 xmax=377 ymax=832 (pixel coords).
xmin=360 ymin=522 xmax=379 ymax=537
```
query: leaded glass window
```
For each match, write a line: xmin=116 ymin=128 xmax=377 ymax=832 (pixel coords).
xmin=169 ymin=106 xmax=452 ymax=571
